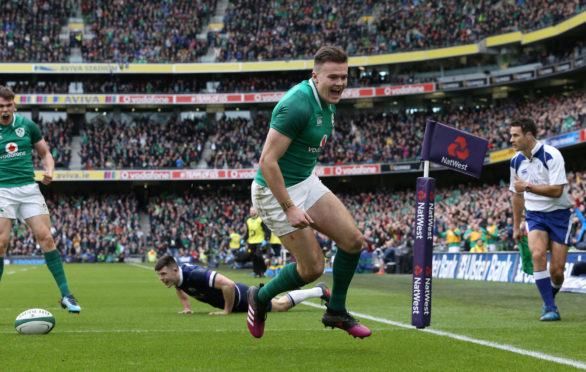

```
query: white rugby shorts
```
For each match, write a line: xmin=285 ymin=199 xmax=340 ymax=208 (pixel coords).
xmin=251 ymin=174 xmax=331 ymax=237
xmin=0 ymin=183 xmax=49 ymax=220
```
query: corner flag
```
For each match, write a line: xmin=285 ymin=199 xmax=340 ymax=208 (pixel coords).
xmin=412 ymin=120 xmax=489 ymax=329
xmin=421 ymin=120 xmax=489 ymax=178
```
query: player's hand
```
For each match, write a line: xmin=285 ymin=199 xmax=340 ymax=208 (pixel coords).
xmin=285 ymin=206 xmax=314 ymax=229
xmin=208 ymin=311 xmax=229 ymax=315
xmin=513 ymin=227 xmax=521 ymax=242
xmin=178 ymin=309 xmax=193 ymax=314
xmin=513 ymin=176 xmax=527 ymax=193
xmin=42 ymin=169 xmax=53 ymax=185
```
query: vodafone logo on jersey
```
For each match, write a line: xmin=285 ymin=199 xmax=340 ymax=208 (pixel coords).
xmin=5 ymin=142 xmax=18 ymax=153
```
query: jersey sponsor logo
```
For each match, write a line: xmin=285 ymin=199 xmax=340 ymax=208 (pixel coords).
xmin=5 ymin=142 xmax=18 ymax=153
xmin=308 ymin=135 xmax=328 ymax=153
xmin=1 ymin=142 xmax=26 ymax=160
xmin=316 ymin=117 xmax=322 ymax=126
xmin=15 ymin=127 xmax=25 ymax=137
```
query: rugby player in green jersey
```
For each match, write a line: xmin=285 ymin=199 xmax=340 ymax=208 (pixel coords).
xmin=246 ymin=46 xmax=371 ymax=339
xmin=0 ymin=86 xmax=81 ymax=313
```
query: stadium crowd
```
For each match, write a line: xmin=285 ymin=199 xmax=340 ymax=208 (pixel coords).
xmin=80 ymin=116 xmax=212 ymax=169
xmin=32 ymin=117 xmax=74 ymax=169
xmin=214 ymin=0 xmax=585 ymax=61
xmin=2 ymin=0 xmax=584 ymax=63
xmin=205 ymin=116 xmax=266 ymax=169
xmin=8 ymin=193 xmax=144 ymax=262
xmin=7 ymin=170 xmax=585 ymax=269
xmin=0 ymin=0 xmax=74 ymax=62
xmin=80 ymin=0 xmax=217 ymax=63
xmin=25 ymin=90 xmax=577 ymax=170
xmin=318 ymin=91 xmax=585 ymax=165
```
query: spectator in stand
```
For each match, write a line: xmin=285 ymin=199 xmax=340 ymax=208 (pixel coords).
xmin=31 ymin=118 xmax=74 ymax=169
xmin=0 ymin=1 xmax=73 ymax=62
xmin=80 ymin=116 xmax=211 ymax=170
xmin=80 ymin=0 xmax=217 ymax=63
xmin=215 ymin=0 xmax=583 ymax=62
xmin=469 ymin=238 xmax=487 ymax=253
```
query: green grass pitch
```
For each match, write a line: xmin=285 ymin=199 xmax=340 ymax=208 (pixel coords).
xmin=1 ymin=263 xmax=585 ymax=371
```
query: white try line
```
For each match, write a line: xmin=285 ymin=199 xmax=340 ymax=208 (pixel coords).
xmin=4 ymin=266 xmax=37 ymax=275
xmin=128 ymin=262 xmax=153 ymax=270
xmin=127 ymin=263 xmax=586 ymax=369
xmin=302 ymin=301 xmax=586 ymax=370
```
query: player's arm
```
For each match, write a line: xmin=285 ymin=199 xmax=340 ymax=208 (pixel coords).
xmin=175 ymin=288 xmax=193 ymax=314
xmin=209 ymin=273 xmax=236 ymax=315
xmin=259 ymin=128 xmax=314 ymax=228
xmin=33 ymin=139 xmax=54 ymax=185
xmin=512 ymin=176 xmax=564 ymax=198
xmin=511 ymin=192 xmax=524 ymax=242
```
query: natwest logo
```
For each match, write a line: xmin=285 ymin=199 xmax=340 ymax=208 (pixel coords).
xmin=417 ymin=190 xmax=426 ymax=201
xmin=414 ymin=265 xmax=423 ymax=276
xmin=447 ymin=136 xmax=469 ymax=160
xmin=5 ymin=142 xmax=18 ymax=153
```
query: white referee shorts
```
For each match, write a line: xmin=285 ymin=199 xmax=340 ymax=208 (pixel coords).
xmin=0 ymin=183 xmax=49 ymax=220
xmin=251 ymin=174 xmax=331 ymax=237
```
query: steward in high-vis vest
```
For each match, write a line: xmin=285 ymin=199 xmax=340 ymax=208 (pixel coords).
xmin=243 ymin=207 xmax=270 ymax=277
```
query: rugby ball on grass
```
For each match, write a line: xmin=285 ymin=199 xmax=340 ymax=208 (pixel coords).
xmin=15 ymin=308 xmax=55 ymax=334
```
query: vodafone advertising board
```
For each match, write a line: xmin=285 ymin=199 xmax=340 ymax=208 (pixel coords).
xmin=17 ymin=83 xmax=435 ymax=106
xmin=117 ymin=165 xmax=380 ymax=181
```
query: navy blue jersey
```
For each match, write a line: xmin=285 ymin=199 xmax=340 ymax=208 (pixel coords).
xmin=176 ymin=264 xmax=249 ymax=312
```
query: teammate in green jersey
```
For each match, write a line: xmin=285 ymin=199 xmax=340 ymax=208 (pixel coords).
xmin=246 ymin=46 xmax=371 ymax=339
xmin=0 ymin=86 xmax=81 ymax=313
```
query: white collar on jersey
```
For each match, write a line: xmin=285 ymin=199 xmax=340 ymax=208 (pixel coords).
xmin=528 ymin=141 xmax=543 ymax=159
xmin=308 ymin=78 xmax=322 ymax=111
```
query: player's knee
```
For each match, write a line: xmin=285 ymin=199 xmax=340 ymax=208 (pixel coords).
xmin=344 ymin=233 xmax=364 ymax=254
xmin=35 ymin=231 xmax=54 ymax=249
xmin=299 ymin=262 xmax=324 ymax=282
xmin=531 ymin=249 xmax=547 ymax=264
xmin=550 ymin=266 xmax=564 ymax=281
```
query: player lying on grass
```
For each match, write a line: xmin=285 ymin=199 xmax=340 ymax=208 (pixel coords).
xmin=155 ymin=255 xmax=330 ymax=315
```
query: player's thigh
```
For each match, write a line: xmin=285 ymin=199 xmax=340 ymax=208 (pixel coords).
xmin=307 ymin=192 xmax=363 ymax=252
xmin=280 ymin=227 xmax=323 ymax=279
xmin=0 ymin=217 xmax=14 ymax=254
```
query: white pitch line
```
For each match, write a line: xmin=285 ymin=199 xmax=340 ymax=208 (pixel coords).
xmin=127 ymin=262 xmax=152 ymax=270
xmin=301 ymin=301 xmax=586 ymax=370
xmin=5 ymin=266 xmax=36 ymax=275
xmin=126 ymin=263 xmax=586 ymax=369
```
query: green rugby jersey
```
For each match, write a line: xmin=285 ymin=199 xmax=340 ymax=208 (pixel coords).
xmin=254 ymin=78 xmax=335 ymax=187
xmin=0 ymin=115 xmax=42 ymax=187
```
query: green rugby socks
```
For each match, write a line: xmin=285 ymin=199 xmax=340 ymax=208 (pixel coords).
xmin=329 ymin=249 xmax=361 ymax=311
xmin=44 ymin=250 xmax=71 ymax=297
xmin=258 ymin=262 xmax=306 ymax=306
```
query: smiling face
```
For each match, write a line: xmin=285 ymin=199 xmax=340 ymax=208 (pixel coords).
xmin=0 ymin=97 xmax=15 ymax=126
xmin=509 ymin=126 xmax=534 ymax=154
xmin=157 ymin=266 xmax=179 ymax=288
xmin=312 ymin=61 xmax=348 ymax=105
